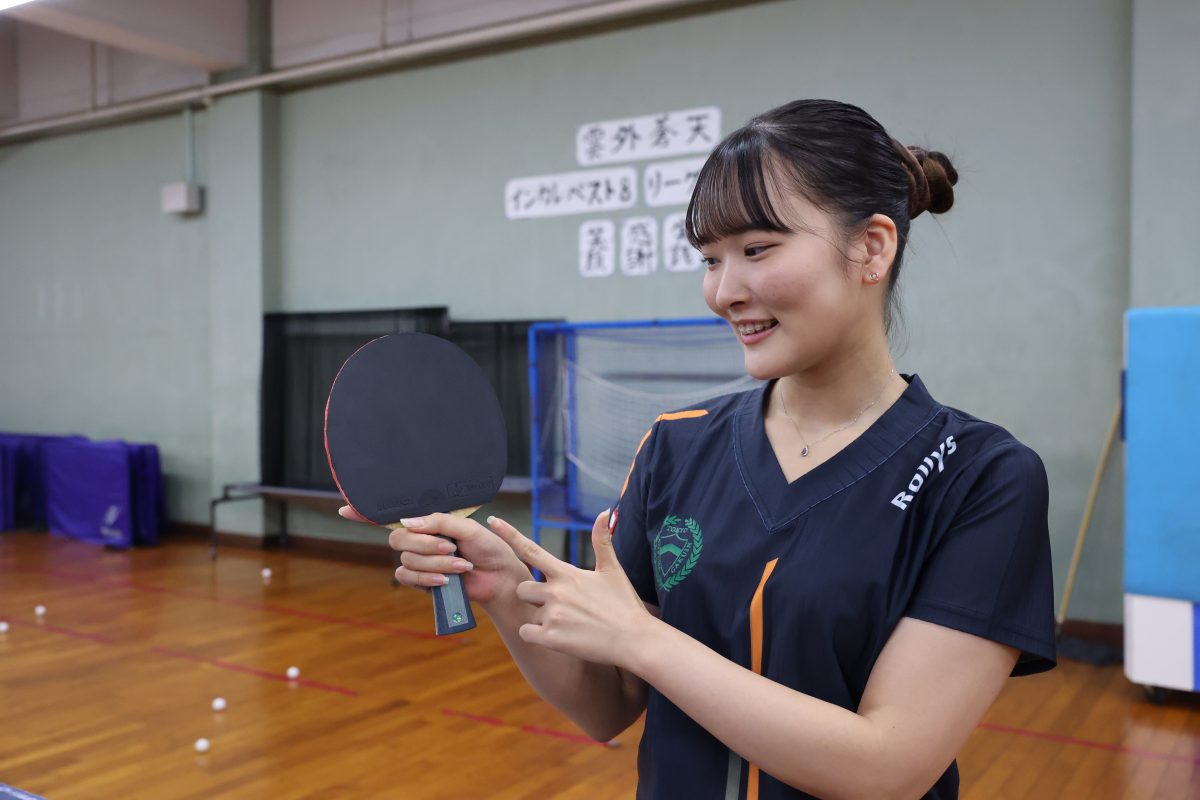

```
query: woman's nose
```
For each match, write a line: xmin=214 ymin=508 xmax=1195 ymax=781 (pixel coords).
xmin=713 ymin=263 xmax=749 ymax=311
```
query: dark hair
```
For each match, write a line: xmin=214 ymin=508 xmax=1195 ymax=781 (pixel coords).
xmin=685 ymin=99 xmax=958 ymax=334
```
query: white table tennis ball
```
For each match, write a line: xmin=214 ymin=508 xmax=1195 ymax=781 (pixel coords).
xmin=0 ymin=621 xmax=9 ymax=633
xmin=286 ymin=666 xmax=300 ymax=680
xmin=261 ymin=567 xmax=272 ymax=579
xmin=34 ymin=605 xmax=46 ymax=617
xmin=212 ymin=697 xmax=227 ymax=712
xmin=194 ymin=738 xmax=210 ymax=754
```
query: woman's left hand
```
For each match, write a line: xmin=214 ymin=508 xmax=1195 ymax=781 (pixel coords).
xmin=486 ymin=509 xmax=658 ymax=669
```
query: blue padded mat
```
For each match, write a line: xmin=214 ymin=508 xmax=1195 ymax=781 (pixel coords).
xmin=43 ymin=439 xmax=133 ymax=548
xmin=1124 ymin=307 xmax=1200 ymax=602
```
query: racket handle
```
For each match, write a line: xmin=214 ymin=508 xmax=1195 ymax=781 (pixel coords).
xmin=432 ymin=535 xmax=476 ymax=635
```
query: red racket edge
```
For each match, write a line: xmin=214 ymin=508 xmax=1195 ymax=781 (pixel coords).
xmin=323 ymin=334 xmax=479 ymax=636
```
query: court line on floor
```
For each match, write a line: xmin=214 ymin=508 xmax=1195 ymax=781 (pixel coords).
xmin=2 ymin=619 xmax=114 ymax=644
xmin=150 ymin=647 xmax=359 ymax=697
xmin=8 ymin=606 xmax=1196 ymax=764
xmin=439 ymin=708 xmax=1200 ymax=761
xmin=977 ymin=721 xmax=1200 ymax=765
xmin=437 ymin=710 xmax=1200 ymax=762
xmin=440 ymin=708 xmax=613 ymax=748
xmin=129 ymin=580 xmax=454 ymax=642
xmin=0 ymin=614 xmax=360 ymax=698
xmin=0 ymin=562 xmax=458 ymax=644
xmin=2 ymin=620 xmax=586 ymax=736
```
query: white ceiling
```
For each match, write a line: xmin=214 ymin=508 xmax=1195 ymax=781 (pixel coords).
xmin=6 ymin=0 xmax=246 ymax=71
xmin=0 ymin=0 xmax=614 ymax=125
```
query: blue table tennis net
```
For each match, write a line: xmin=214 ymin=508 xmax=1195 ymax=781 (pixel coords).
xmin=529 ymin=319 xmax=759 ymax=554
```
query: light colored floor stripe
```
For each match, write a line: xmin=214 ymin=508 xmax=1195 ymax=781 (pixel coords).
xmin=725 ymin=749 xmax=743 ymax=800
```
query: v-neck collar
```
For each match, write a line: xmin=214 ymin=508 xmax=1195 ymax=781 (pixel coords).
xmin=732 ymin=373 xmax=941 ymax=533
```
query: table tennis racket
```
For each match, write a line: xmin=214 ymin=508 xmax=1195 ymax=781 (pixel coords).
xmin=324 ymin=332 xmax=508 ymax=635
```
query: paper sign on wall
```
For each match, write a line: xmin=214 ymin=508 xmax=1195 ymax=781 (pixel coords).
xmin=662 ymin=213 xmax=702 ymax=272
xmin=505 ymin=167 xmax=637 ymax=219
xmin=620 ymin=217 xmax=658 ymax=277
xmin=577 ymin=107 xmax=720 ymax=166
xmin=644 ymin=157 xmax=707 ymax=208
xmin=579 ymin=220 xmax=615 ymax=278
xmin=504 ymin=105 xmax=721 ymax=281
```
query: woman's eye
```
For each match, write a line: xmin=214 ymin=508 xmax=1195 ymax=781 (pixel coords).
xmin=701 ymin=256 xmax=719 ymax=268
xmin=745 ymin=245 xmax=772 ymax=258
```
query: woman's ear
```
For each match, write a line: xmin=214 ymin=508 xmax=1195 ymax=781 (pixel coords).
xmin=859 ymin=213 xmax=898 ymax=283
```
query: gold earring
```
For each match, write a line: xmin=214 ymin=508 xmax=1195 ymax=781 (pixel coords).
xmin=869 ymin=272 xmax=880 ymax=283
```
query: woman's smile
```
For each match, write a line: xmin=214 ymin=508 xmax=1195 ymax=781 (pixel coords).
xmin=732 ymin=318 xmax=780 ymax=344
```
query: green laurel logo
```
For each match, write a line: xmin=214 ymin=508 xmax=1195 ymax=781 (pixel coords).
xmin=653 ymin=515 xmax=703 ymax=591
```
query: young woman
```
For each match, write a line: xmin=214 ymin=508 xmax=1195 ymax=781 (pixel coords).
xmin=342 ymin=99 xmax=1056 ymax=799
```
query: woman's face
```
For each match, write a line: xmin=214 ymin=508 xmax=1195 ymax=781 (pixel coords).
xmin=700 ymin=190 xmax=880 ymax=381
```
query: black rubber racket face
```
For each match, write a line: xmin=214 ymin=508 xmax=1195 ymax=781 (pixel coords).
xmin=324 ymin=333 xmax=507 ymax=525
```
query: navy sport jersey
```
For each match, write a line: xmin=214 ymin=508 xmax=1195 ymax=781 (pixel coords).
xmin=612 ymin=374 xmax=1056 ymax=800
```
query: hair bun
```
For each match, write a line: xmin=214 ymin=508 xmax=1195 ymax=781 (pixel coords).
xmin=897 ymin=144 xmax=958 ymax=217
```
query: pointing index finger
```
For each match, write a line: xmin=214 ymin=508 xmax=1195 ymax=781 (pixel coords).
xmin=487 ymin=515 xmax=566 ymax=578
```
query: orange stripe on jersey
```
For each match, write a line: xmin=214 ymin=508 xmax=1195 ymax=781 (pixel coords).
xmin=657 ymin=410 xmax=709 ymax=422
xmin=616 ymin=409 xmax=709 ymax=500
xmin=746 ymin=558 xmax=779 ymax=800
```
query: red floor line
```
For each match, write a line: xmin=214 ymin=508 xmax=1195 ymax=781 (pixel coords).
xmin=441 ymin=708 xmax=507 ymax=727
xmin=440 ymin=708 xmax=610 ymax=748
xmin=0 ymin=563 xmax=458 ymax=643
xmin=13 ymin=561 xmax=1190 ymax=762
xmin=978 ymin=722 xmax=1200 ymax=765
xmin=149 ymin=646 xmax=359 ymax=697
xmin=518 ymin=724 xmax=608 ymax=746
xmin=247 ymin=601 xmax=451 ymax=642
xmin=1 ymin=564 xmax=96 ymax=582
xmin=0 ymin=623 xmax=358 ymax=697
xmin=6 ymin=619 xmax=114 ymax=644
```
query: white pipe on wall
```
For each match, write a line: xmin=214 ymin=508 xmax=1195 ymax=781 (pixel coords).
xmin=0 ymin=0 xmax=712 ymax=143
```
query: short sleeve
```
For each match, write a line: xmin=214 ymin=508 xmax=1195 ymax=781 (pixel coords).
xmin=904 ymin=444 xmax=1057 ymax=676
xmin=613 ymin=423 xmax=659 ymax=605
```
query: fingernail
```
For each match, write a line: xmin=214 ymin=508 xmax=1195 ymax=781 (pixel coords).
xmin=486 ymin=515 xmax=499 ymax=526
xmin=434 ymin=574 xmax=449 ymax=586
xmin=453 ymin=559 xmax=473 ymax=571
xmin=437 ymin=541 xmax=456 ymax=554
xmin=400 ymin=517 xmax=423 ymax=528
xmin=608 ymin=509 xmax=618 ymax=531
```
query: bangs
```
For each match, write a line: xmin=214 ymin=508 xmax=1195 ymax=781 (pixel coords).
xmin=685 ymin=128 xmax=794 ymax=249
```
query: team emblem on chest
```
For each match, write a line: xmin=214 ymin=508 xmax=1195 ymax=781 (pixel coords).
xmin=653 ymin=515 xmax=703 ymax=591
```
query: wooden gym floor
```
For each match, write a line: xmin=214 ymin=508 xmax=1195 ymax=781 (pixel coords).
xmin=0 ymin=532 xmax=1197 ymax=799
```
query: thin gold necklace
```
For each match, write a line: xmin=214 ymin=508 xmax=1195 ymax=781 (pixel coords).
xmin=777 ymin=368 xmax=897 ymax=457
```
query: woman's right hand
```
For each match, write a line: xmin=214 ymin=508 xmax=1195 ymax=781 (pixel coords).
xmin=338 ymin=507 xmax=531 ymax=606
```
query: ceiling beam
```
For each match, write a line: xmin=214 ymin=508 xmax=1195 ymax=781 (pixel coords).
xmin=5 ymin=0 xmax=246 ymax=71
